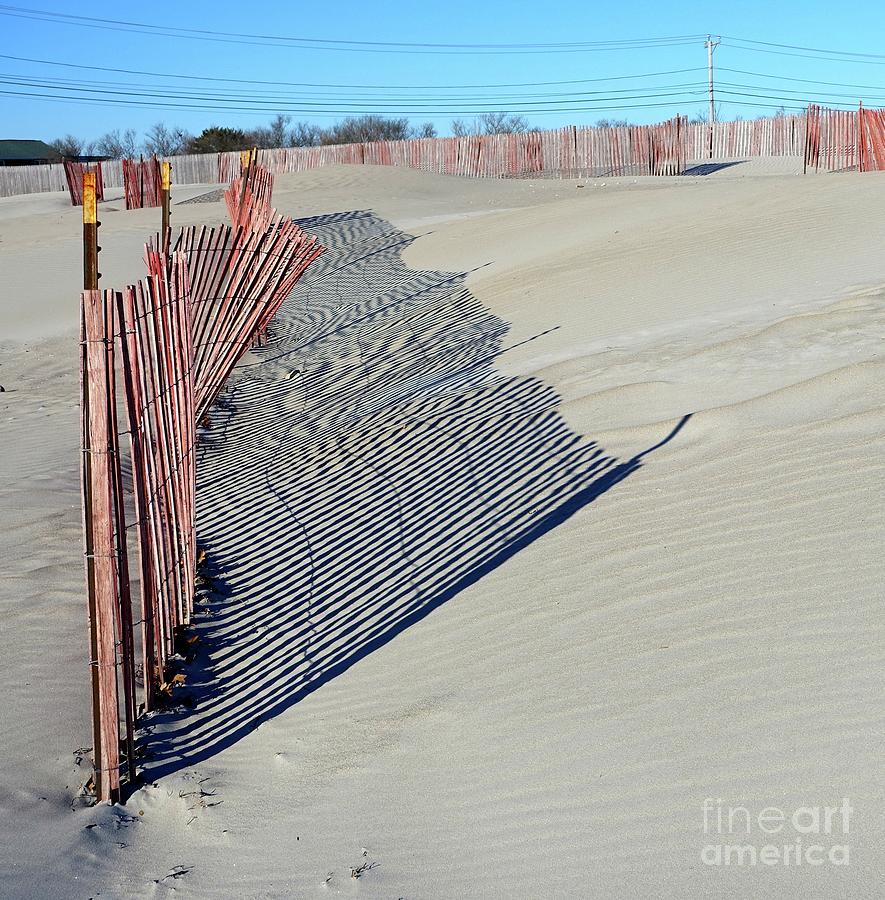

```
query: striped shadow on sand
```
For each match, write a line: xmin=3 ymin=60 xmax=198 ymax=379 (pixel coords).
xmin=140 ymin=210 xmax=688 ymax=777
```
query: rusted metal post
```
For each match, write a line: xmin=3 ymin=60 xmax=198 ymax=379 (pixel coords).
xmin=161 ymin=161 xmax=171 ymax=253
xmin=83 ymin=172 xmax=99 ymax=290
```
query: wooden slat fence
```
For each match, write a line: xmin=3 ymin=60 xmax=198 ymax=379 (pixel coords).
xmin=1 ymin=116 xmax=696 ymax=198
xmin=804 ymin=105 xmax=858 ymax=172
xmin=79 ymin=288 xmax=129 ymax=800
xmin=220 ymin=116 xmax=688 ymax=180
xmin=79 ymin=164 xmax=324 ymax=801
xmin=683 ymin=116 xmax=805 ymax=160
xmin=802 ymin=103 xmax=885 ymax=172
xmin=64 ymin=161 xmax=105 ymax=206
xmin=0 ymin=161 xmax=66 ymax=196
xmin=224 ymin=159 xmax=274 ymax=233
xmin=122 ymin=156 xmax=163 ymax=209
xmin=861 ymin=106 xmax=885 ymax=171
xmin=9 ymin=108 xmax=885 ymax=205
xmin=171 ymin=213 xmax=322 ymax=417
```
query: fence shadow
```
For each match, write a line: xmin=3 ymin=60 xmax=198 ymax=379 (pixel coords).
xmin=683 ymin=160 xmax=746 ymax=176
xmin=139 ymin=211 xmax=690 ymax=778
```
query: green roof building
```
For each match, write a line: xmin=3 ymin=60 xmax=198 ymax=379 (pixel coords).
xmin=0 ymin=140 xmax=63 ymax=166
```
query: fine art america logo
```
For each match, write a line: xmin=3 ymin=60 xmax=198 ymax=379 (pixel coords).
xmin=701 ymin=798 xmax=852 ymax=867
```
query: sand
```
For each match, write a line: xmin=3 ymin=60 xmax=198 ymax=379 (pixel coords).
xmin=0 ymin=162 xmax=882 ymax=898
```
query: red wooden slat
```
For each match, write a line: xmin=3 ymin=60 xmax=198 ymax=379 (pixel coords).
xmin=65 ymin=161 xmax=105 ymax=207
xmin=123 ymin=157 xmax=163 ymax=209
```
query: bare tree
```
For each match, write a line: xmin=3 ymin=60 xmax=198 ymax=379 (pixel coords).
xmin=290 ymin=121 xmax=323 ymax=147
xmin=49 ymin=134 xmax=85 ymax=158
xmin=92 ymin=128 xmax=140 ymax=159
xmin=320 ymin=115 xmax=412 ymax=145
xmin=250 ymin=114 xmax=292 ymax=149
xmin=594 ymin=118 xmax=630 ymax=128
xmin=689 ymin=104 xmax=721 ymax=125
xmin=477 ymin=112 xmax=529 ymax=134
xmin=412 ymin=121 xmax=437 ymax=138
xmin=143 ymin=122 xmax=191 ymax=157
xmin=450 ymin=118 xmax=470 ymax=137
xmin=248 ymin=126 xmax=272 ymax=149
xmin=269 ymin=114 xmax=291 ymax=147
xmin=451 ymin=113 xmax=529 ymax=137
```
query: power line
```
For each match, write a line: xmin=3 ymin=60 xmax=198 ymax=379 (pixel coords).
xmin=10 ymin=48 xmax=880 ymax=101
xmin=0 ymin=82 xmax=706 ymax=115
xmin=0 ymin=52 xmax=706 ymax=91
xmin=6 ymin=11 xmax=885 ymax=124
xmin=719 ymin=80 xmax=885 ymax=104
xmin=723 ymin=35 xmax=885 ymax=61
xmin=720 ymin=99 xmax=806 ymax=111
xmin=720 ymin=40 xmax=885 ymax=67
xmin=0 ymin=71 xmax=707 ymax=104
xmin=716 ymin=88 xmax=861 ymax=109
xmin=0 ymin=86 xmax=708 ymax=117
xmin=720 ymin=67 xmax=885 ymax=92
xmin=0 ymin=6 xmax=704 ymax=54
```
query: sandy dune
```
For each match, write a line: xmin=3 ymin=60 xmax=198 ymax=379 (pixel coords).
xmin=0 ymin=163 xmax=882 ymax=898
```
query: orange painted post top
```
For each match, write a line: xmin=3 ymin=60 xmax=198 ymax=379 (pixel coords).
xmin=83 ymin=171 xmax=97 ymax=224
xmin=161 ymin=161 xmax=172 ymax=249
xmin=83 ymin=172 xmax=99 ymax=290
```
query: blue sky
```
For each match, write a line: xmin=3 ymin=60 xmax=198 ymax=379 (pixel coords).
xmin=5 ymin=0 xmax=885 ymax=143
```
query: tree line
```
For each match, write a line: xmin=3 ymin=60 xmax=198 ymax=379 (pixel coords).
xmin=50 ymin=112 xmax=537 ymax=159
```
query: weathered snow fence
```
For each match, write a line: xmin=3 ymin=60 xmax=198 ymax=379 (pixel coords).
xmin=216 ymin=116 xmax=689 ymax=181
xmin=804 ymin=102 xmax=885 ymax=172
xmin=9 ymin=110 xmax=885 ymax=202
xmin=80 ymin=288 xmax=125 ymax=802
xmin=122 ymin=156 xmax=163 ymax=210
xmin=79 ymin=164 xmax=323 ymax=801
xmin=64 ymin=160 xmax=105 ymax=206
xmin=121 ymin=255 xmax=197 ymax=699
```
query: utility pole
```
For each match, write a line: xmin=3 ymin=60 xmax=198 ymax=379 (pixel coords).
xmin=706 ymin=35 xmax=721 ymax=126
xmin=705 ymin=35 xmax=721 ymax=160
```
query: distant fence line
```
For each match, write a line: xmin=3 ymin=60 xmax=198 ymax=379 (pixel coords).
xmin=4 ymin=110 xmax=882 ymax=200
xmin=685 ymin=115 xmax=805 ymax=159
xmin=217 ymin=117 xmax=689 ymax=181
xmin=0 ymin=152 xmax=220 ymax=199
xmin=803 ymin=104 xmax=885 ymax=172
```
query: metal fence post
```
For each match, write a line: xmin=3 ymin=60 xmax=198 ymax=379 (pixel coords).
xmin=161 ymin=161 xmax=172 ymax=253
xmin=83 ymin=172 xmax=99 ymax=290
